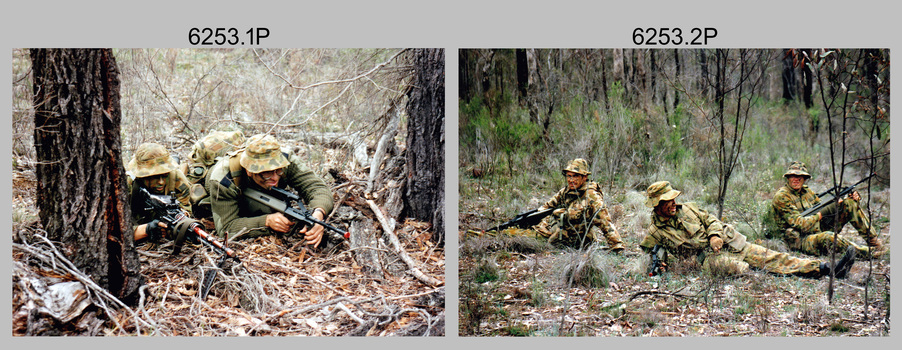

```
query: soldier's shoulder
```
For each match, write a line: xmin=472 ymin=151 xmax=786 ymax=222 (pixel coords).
xmin=206 ymin=157 xmax=235 ymax=185
xmin=772 ymin=186 xmax=797 ymax=205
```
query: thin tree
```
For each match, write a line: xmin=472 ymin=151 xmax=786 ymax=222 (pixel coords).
xmin=30 ymin=48 xmax=143 ymax=303
xmin=704 ymin=49 xmax=766 ymax=218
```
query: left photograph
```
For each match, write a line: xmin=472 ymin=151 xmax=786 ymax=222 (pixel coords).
xmin=12 ymin=48 xmax=445 ymax=336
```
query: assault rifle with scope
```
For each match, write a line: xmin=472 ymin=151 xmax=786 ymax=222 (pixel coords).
xmin=137 ymin=187 xmax=240 ymax=299
xmin=485 ymin=208 xmax=554 ymax=233
xmin=243 ymin=187 xmax=350 ymax=244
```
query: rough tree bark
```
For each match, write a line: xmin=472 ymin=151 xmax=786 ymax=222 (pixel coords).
xmin=404 ymin=48 xmax=445 ymax=245
xmin=30 ymin=49 xmax=143 ymax=303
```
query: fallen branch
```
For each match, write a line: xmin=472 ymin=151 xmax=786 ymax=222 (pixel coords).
xmin=13 ymin=233 xmax=158 ymax=335
xmin=366 ymin=199 xmax=441 ymax=286
xmin=366 ymin=102 xmax=401 ymax=194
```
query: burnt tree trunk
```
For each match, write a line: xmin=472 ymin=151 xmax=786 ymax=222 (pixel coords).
xmin=404 ymin=48 xmax=445 ymax=246
xmin=30 ymin=49 xmax=143 ymax=303
xmin=515 ymin=49 xmax=528 ymax=106
xmin=782 ymin=49 xmax=798 ymax=102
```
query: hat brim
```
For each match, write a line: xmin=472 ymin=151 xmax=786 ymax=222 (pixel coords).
xmin=129 ymin=158 xmax=176 ymax=178
xmin=645 ymin=189 xmax=681 ymax=208
xmin=239 ymin=150 xmax=291 ymax=174
xmin=783 ymin=171 xmax=811 ymax=178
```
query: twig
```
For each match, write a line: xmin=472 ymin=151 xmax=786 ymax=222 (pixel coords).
xmin=334 ymin=302 xmax=366 ymax=324
xmin=366 ymin=199 xmax=442 ymax=286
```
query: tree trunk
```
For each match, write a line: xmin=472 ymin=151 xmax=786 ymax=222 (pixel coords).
xmin=801 ymin=48 xmax=814 ymax=109
xmin=600 ymin=50 xmax=609 ymax=109
xmin=404 ymin=48 xmax=445 ymax=245
xmin=30 ymin=49 xmax=143 ymax=303
xmin=459 ymin=50 xmax=475 ymax=102
xmin=781 ymin=49 xmax=797 ymax=102
xmin=673 ymin=50 xmax=681 ymax=111
xmin=515 ymin=49 xmax=528 ymax=107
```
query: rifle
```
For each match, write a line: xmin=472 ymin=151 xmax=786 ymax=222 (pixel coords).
xmin=486 ymin=208 xmax=554 ymax=233
xmin=799 ymin=173 xmax=875 ymax=217
xmin=647 ymin=244 xmax=667 ymax=276
xmin=138 ymin=187 xmax=240 ymax=299
xmin=243 ymin=187 xmax=350 ymax=243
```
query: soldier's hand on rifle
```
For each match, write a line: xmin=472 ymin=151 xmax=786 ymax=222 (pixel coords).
xmin=299 ymin=208 xmax=326 ymax=247
xmin=265 ymin=212 xmax=293 ymax=233
xmin=143 ymin=219 xmax=169 ymax=242
xmin=850 ymin=190 xmax=861 ymax=201
xmin=709 ymin=236 xmax=723 ymax=253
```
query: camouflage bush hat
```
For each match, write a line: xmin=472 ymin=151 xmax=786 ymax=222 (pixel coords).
xmin=127 ymin=143 xmax=177 ymax=178
xmin=783 ymin=161 xmax=811 ymax=179
xmin=191 ymin=130 xmax=246 ymax=166
xmin=562 ymin=158 xmax=591 ymax=176
xmin=645 ymin=181 xmax=681 ymax=208
xmin=239 ymin=134 xmax=290 ymax=174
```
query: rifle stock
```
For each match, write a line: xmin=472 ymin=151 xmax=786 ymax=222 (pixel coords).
xmin=243 ymin=187 xmax=350 ymax=240
xmin=799 ymin=173 xmax=875 ymax=217
xmin=647 ymin=244 xmax=667 ymax=276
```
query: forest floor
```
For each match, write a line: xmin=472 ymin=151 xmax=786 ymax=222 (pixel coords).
xmin=12 ymin=149 xmax=445 ymax=337
xmin=458 ymin=194 xmax=891 ymax=337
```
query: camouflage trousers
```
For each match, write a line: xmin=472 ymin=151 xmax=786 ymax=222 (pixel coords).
xmin=815 ymin=197 xmax=877 ymax=240
xmin=701 ymin=243 xmax=821 ymax=276
xmin=539 ymin=217 xmax=624 ymax=250
xmin=785 ymin=229 xmax=872 ymax=258
xmin=786 ymin=197 xmax=877 ymax=258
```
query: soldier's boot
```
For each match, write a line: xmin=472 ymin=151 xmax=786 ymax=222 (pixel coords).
xmin=817 ymin=246 xmax=857 ymax=279
xmin=604 ymin=231 xmax=625 ymax=252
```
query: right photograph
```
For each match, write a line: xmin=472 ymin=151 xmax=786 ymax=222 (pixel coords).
xmin=457 ymin=49 xmax=890 ymax=336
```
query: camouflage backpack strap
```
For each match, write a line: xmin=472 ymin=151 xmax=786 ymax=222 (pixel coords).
xmin=227 ymin=152 xmax=244 ymax=189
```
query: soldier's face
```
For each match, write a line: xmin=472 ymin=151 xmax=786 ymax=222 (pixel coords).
xmin=141 ymin=173 xmax=167 ymax=194
xmin=786 ymin=175 xmax=806 ymax=190
xmin=655 ymin=199 xmax=677 ymax=217
xmin=565 ymin=171 xmax=586 ymax=190
xmin=248 ymin=168 xmax=283 ymax=189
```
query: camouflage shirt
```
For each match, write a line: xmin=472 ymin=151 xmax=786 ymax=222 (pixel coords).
xmin=540 ymin=181 xmax=615 ymax=237
xmin=772 ymin=184 xmax=821 ymax=234
xmin=640 ymin=202 xmax=746 ymax=256
xmin=206 ymin=151 xmax=334 ymax=239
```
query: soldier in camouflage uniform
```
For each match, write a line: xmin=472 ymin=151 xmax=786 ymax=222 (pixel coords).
xmin=206 ymin=134 xmax=334 ymax=245
xmin=179 ymin=130 xmax=246 ymax=218
xmin=640 ymin=181 xmax=855 ymax=278
xmin=771 ymin=161 xmax=883 ymax=258
xmin=525 ymin=159 xmax=625 ymax=250
xmin=126 ymin=143 xmax=192 ymax=242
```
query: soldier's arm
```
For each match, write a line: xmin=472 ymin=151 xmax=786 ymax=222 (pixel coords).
xmin=773 ymin=192 xmax=820 ymax=233
xmin=207 ymin=176 xmax=268 ymax=239
xmin=172 ymin=170 xmax=193 ymax=216
xmin=540 ymin=187 xmax=567 ymax=210
xmin=697 ymin=205 xmax=725 ymax=240
xmin=639 ymin=230 xmax=659 ymax=252
xmin=588 ymin=192 xmax=616 ymax=234
xmin=285 ymin=153 xmax=334 ymax=215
